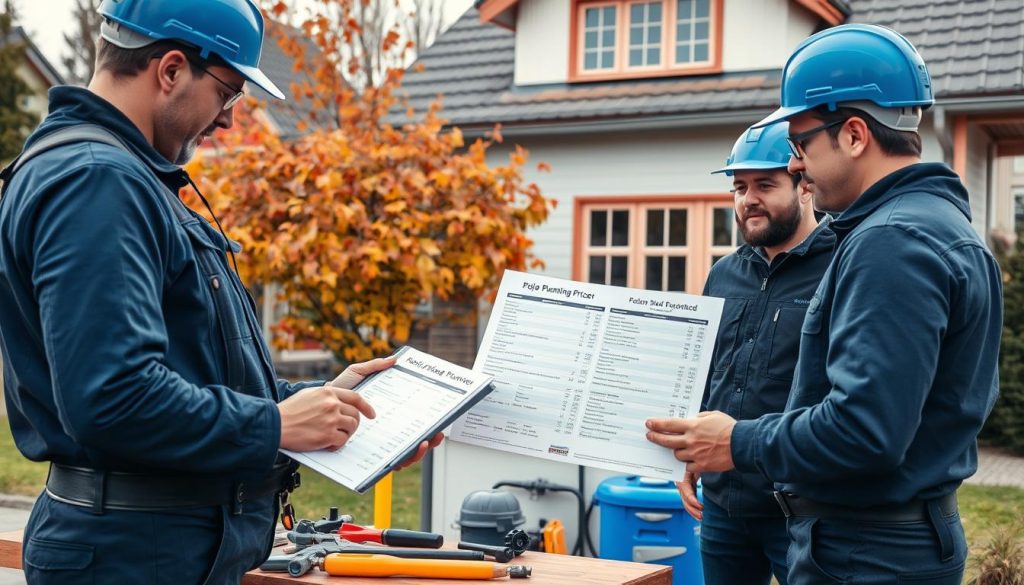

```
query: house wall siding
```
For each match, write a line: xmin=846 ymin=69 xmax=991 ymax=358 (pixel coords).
xmin=484 ymin=125 xmax=743 ymax=281
xmin=722 ymin=0 xmax=817 ymax=72
xmin=17 ymin=62 xmax=51 ymax=122
xmin=966 ymin=124 xmax=991 ymax=234
xmin=511 ymin=0 xmax=824 ymax=86
xmin=514 ymin=0 xmax=571 ymax=86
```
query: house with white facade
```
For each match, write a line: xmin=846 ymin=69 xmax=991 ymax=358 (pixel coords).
xmin=393 ymin=0 xmax=1024 ymax=544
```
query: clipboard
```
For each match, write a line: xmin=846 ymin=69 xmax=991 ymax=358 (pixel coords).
xmin=283 ymin=346 xmax=495 ymax=493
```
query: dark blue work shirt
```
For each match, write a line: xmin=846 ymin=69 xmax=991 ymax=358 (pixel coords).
xmin=732 ymin=163 xmax=1002 ymax=507
xmin=0 ymin=87 xmax=317 ymax=478
xmin=701 ymin=219 xmax=835 ymax=516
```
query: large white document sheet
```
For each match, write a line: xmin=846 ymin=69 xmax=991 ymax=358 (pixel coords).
xmin=449 ymin=271 xmax=724 ymax=481
xmin=284 ymin=346 xmax=494 ymax=493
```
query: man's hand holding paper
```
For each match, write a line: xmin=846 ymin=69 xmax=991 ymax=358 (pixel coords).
xmin=645 ymin=412 xmax=737 ymax=474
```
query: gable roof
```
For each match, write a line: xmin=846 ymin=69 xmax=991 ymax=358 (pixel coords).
xmin=2 ymin=26 xmax=64 ymax=87
xmin=394 ymin=0 xmax=1024 ymax=132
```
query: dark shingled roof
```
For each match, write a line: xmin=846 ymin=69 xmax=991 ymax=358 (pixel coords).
xmin=249 ymin=24 xmax=323 ymax=139
xmin=853 ymin=0 xmax=1024 ymax=98
xmin=393 ymin=0 xmax=1024 ymax=129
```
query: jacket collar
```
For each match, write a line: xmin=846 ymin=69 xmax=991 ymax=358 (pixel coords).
xmin=828 ymin=162 xmax=971 ymax=242
xmin=31 ymin=86 xmax=190 ymax=190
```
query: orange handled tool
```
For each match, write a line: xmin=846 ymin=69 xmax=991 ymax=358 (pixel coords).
xmin=320 ymin=553 xmax=532 ymax=579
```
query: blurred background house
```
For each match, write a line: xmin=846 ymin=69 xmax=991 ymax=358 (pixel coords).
xmin=0 ymin=20 xmax=63 ymax=417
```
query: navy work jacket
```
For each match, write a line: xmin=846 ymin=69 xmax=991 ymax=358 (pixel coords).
xmin=701 ymin=219 xmax=835 ymax=517
xmin=732 ymin=163 xmax=1002 ymax=507
xmin=0 ymin=87 xmax=318 ymax=479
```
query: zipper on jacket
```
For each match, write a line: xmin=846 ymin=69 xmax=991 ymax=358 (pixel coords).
xmin=761 ymin=277 xmax=768 ymax=291
xmin=773 ymin=307 xmax=781 ymax=322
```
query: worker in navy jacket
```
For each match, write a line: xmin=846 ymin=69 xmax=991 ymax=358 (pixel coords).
xmin=680 ymin=122 xmax=834 ymax=585
xmin=647 ymin=24 xmax=1001 ymax=585
xmin=0 ymin=1 xmax=437 ymax=583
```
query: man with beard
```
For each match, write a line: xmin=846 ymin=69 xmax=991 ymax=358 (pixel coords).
xmin=0 ymin=1 xmax=438 ymax=583
xmin=668 ymin=121 xmax=833 ymax=585
xmin=647 ymin=24 xmax=1001 ymax=585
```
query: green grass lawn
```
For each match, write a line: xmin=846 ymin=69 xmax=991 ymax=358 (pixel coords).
xmin=1 ymin=417 xmax=1020 ymax=565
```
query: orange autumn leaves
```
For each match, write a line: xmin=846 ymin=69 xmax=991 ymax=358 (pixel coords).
xmin=186 ymin=0 xmax=554 ymax=363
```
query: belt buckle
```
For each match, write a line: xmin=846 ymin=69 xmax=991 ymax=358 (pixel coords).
xmin=774 ymin=491 xmax=793 ymax=518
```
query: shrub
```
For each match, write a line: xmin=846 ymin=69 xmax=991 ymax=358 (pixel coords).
xmin=982 ymin=241 xmax=1024 ymax=454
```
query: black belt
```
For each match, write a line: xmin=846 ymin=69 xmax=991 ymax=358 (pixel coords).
xmin=774 ymin=491 xmax=958 ymax=523
xmin=46 ymin=461 xmax=300 ymax=514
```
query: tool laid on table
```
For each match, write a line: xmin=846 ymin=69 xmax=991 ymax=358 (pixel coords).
xmin=457 ymin=541 xmax=516 ymax=563
xmin=261 ymin=532 xmax=485 ymax=577
xmin=307 ymin=506 xmax=355 ymax=533
xmin=313 ymin=553 xmax=531 ymax=579
xmin=339 ymin=522 xmax=444 ymax=548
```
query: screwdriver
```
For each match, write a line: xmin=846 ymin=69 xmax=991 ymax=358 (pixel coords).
xmin=339 ymin=522 xmax=444 ymax=548
xmin=319 ymin=553 xmax=532 ymax=579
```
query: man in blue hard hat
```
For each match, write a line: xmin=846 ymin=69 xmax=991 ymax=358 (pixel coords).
xmin=670 ymin=122 xmax=834 ymax=585
xmin=0 ymin=1 xmax=438 ymax=583
xmin=647 ymin=24 xmax=1001 ymax=584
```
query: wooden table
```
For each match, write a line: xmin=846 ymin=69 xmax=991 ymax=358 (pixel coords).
xmin=1 ymin=530 xmax=671 ymax=585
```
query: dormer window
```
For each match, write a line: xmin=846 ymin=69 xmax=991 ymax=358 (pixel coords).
xmin=571 ymin=0 xmax=722 ymax=81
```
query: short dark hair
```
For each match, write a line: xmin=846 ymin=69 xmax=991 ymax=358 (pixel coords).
xmin=95 ymin=37 xmax=221 ymax=79
xmin=812 ymin=105 xmax=923 ymax=157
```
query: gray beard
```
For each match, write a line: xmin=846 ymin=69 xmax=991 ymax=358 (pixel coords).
xmin=174 ymin=139 xmax=197 ymax=166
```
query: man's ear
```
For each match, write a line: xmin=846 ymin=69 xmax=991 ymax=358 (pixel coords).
xmin=797 ymin=179 xmax=814 ymax=204
xmin=155 ymin=50 xmax=190 ymax=95
xmin=844 ymin=116 xmax=871 ymax=159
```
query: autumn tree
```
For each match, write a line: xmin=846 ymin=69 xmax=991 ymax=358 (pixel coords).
xmin=187 ymin=0 xmax=553 ymax=364
xmin=274 ymin=0 xmax=445 ymax=90
xmin=0 ymin=0 xmax=37 ymax=163
xmin=59 ymin=0 xmax=102 ymax=86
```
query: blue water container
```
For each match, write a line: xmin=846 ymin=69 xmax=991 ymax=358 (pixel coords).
xmin=594 ymin=475 xmax=702 ymax=585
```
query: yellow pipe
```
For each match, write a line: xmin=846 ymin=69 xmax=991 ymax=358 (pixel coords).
xmin=373 ymin=472 xmax=393 ymax=529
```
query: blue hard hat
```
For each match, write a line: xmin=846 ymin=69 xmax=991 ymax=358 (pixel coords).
xmin=98 ymin=0 xmax=285 ymax=100
xmin=755 ymin=24 xmax=933 ymax=129
xmin=711 ymin=123 xmax=791 ymax=176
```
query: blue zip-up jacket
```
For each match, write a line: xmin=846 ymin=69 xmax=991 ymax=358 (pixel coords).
xmin=1 ymin=87 xmax=326 ymax=581
xmin=701 ymin=219 xmax=834 ymax=517
xmin=732 ymin=163 xmax=1002 ymax=507
xmin=0 ymin=87 xmax=321 ymax=476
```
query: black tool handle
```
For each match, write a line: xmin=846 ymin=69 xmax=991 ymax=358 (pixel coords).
xmin=381 ymin=528 xmax=444 ymax=549
xmin=258 ymin=555 xmax=292 ymax=572
xmin=375 ymin=548 xmax=484 ymax=561
xmin=288 ymin=550 xmax=320 ymax=578
xmin=458 ymin=541 xmax=516 ymax=563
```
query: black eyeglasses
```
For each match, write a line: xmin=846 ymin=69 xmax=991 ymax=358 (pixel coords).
xmin=185 ymin=56 xmax=245 ymax=110
xmin=786 ymin=119 xmax=847 ymax=159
